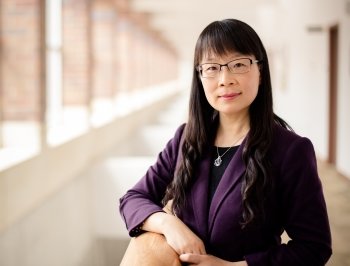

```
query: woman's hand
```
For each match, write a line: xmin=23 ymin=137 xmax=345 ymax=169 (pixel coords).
xmin=142 ymin=211 xmax=206 ymax=255
xmin=161 ymin=214 xmax=206 ymax=255
xmin=179 ymin=253 xmax=248 ymax=266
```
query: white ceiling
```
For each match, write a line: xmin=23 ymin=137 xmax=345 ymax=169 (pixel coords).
xmin=130 ymin=0 xmax=281 ymax=60
xmin=130 ymin=0 xmax=347 ymax=62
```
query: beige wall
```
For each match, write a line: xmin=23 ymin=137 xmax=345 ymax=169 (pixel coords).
xmin=255 ymin=0 xmax=350 ymax=178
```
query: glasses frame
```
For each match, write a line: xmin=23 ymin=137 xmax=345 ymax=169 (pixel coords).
xmin=197 ymin=58 xmax=260 ymax=78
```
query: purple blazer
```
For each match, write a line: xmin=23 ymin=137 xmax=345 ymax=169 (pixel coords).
xmin=119 ymin=124 xmax=332 ymax=265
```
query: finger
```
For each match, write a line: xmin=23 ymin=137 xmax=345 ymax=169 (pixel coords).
xmin=186 ymin=243 xmax=206 ymax=255
xmin=192 ymin=245 xmax=206 ymax=255
xmin=179 ymin=253 xmax=201 ymax=263
xmin=192 ymin=249 xmax=205 ymax=255
xmin=199 ymin=246 xmax=207 ymax=255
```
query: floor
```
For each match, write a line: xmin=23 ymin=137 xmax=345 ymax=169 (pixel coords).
xmin=98 ymin=91 xmax=349 ymax=265
xmin=319 ymin=161 xmax=350 ymax=265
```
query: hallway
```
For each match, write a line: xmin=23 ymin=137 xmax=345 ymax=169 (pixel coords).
xmin=0 ymin=1 xmax=349 ymax=265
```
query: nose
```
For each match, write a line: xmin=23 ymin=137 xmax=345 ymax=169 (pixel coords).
xmin=218 ymin=66 xmax=236 ymax=86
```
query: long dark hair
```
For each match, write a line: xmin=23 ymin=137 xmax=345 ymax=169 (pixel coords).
xmin=163 ymin=19 xmax=291 ymax=227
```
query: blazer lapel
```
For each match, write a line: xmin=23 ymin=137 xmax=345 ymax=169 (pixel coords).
xmin=208 ymin=140 xmax=246 ymax=234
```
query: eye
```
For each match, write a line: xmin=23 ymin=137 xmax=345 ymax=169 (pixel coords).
xmin=227 ymin=59 xmax=251 ymax=73
xmin=233 ymin=62 xmax=248 ymax=68
xmin=203 ymin=64 xmax=219 ymax=72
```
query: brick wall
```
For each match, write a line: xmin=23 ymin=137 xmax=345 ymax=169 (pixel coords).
xmin=0 ymin=0 xmax=42 ymax=121
xmin=0 ymin=0 xmax=179 ymax=120
xmin=91 ymin=0 xmax=115 ymax=99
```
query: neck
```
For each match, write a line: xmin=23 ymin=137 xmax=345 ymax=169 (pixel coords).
xmin=215 ymin=112 xmax=250 ymax=147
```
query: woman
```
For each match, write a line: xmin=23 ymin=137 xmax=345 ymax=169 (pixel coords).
xmin=119 ymin=19 xmax=332 ymax=265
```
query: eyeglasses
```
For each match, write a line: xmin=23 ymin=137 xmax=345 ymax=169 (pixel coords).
xmin=197 ymin=58 xmax=260 ymax=78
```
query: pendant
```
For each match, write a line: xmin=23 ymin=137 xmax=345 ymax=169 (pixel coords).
xmin=214 ymin=156 xmax=222 ymax=167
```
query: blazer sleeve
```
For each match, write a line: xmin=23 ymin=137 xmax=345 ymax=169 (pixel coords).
xmin=119 ymin=124 xmax=185 ymax=236
xmin=244 ymin=137 xmax=332 ymax=266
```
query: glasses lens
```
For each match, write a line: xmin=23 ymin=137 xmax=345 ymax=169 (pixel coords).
xmin=227 ymin=58 xmax=251 ymax=74
xmin=200 ymin=63 xmax=220 ymax=78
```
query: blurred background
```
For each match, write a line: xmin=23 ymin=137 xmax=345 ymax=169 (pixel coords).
xmin=0 ymin=0 xmax=349 ymax=265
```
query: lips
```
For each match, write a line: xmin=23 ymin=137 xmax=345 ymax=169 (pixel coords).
xmin=220 ymin=92 xmax=241 ymax=99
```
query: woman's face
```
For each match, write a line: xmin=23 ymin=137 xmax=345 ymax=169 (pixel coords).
xmin=199 ymin=52 xmax=260 ymax=117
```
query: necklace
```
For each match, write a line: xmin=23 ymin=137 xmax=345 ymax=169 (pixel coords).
xmin=214 ymin=134 xmax=246 ymax=167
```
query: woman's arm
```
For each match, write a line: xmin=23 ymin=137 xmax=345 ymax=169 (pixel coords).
xmin=142 ymin=211 xmax=206 ymax=255
xmin=120 ymin=124 xmax=206 ymax=255
xmin=119 ymin=124 xmax=186 ymax=236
